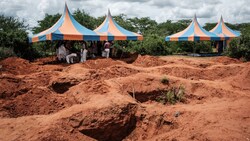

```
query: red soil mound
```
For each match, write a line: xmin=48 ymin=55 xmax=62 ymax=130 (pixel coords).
xmin=0 ymin=74 xmax=32 ymax=99
xmin=82 ymin=58 xmax=123 ymax=69
xmin=88 ymin=65 xmax=140 ymax=80
xmin=230 ymin=63 xmax=250 ymax=90
xmin=0 ymin=57 xmax=38 ymax=75
xmin=0 ymin=56 xmax=249 ymax=141
xmin=1 ymin=88 xmax=78 ymax=118
xmin=133 ymin=55 xmax=168 ymax=67
xmin=211 ymin=56 xmax=242 ymax=64
xmin=159 ymin=65 xmax=244 ymax=81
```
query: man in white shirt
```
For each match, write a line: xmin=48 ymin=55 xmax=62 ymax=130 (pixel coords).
xmin=80 ymin=41 xmax=88 ymax=62
xmin=57 ymin=43 xmax=67 ymax=61
xmin=103 ymin=41 xmax=111 ymax=58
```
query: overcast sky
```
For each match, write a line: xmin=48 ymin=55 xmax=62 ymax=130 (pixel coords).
xmin=1 ymin=0 xmax=250 ymax=30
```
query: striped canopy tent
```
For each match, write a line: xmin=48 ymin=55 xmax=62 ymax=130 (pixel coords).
xmin=29 ymin=3 xmax=101 ymax=43
xmin=210 ymin=16 xmax=240 ymax=40
xmin=165 ymin=15 xmax=221 ymax=41
xmin=94 ymin=10 xmax=143 ymax=41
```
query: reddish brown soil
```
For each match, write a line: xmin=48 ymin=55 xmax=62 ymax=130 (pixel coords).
xmin=0 ymin=55 xmax=249 ymax=141
xmin=133 ymin=55 xmax=170 ymax=67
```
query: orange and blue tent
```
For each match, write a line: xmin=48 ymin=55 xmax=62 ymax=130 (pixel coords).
xmin=94 ymin=10 xmax=143 ymax=41
xmin=210 ymin=16 xmax=240 ymax=40
xmin=29 ymin=4 xmax=101 ymax=43
xmin=165 ymin=15 xmax=221 ymax=41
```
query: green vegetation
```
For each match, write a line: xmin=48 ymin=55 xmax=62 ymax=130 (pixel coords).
xmin=0 ymin=15 xmax=41 ymax=60
xmin=156 ymin=85 xmax=186 ymax=105
xmin=224 ymin=28 xmax=250 ymax=61
xmin=0 ymin=10 xmax=250 ymax=61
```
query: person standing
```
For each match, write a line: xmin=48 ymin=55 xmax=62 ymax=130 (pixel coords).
xmin=91 ymin=41 xmax=97 ymax=58
xmin=57 ymin=42 xmax=67 ymax=61
xmin=80 ymin=41 xmax=88 ymax=62
xmin=104 ymin=41 xmax=111 ymax=58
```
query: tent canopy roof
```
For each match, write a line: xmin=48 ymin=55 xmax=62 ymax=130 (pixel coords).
xmin=29 ymin=3 xmax=100 ymax=43
xmin=165 ymin=14 xmax=221 ymax=41
xmin=94 ymin=9 xmax=143 ymax=41
xmin=210 ymin=16 xmax=240 ymax=40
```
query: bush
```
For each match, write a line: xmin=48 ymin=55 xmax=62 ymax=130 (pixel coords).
xmin=225 ymin=29 xmax=250 ymax=61
xmin=126 ymin=34 xmax=172 ymax=55
xmin=0 ymin=47 xmax=16 ymax=60
xmin=156 ymin=85 xmax=185 ymax=105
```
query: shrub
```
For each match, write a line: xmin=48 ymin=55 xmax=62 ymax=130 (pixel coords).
xmin=225 ymin=28 xmax=250 ymax=61
xmin=156 ymin=85 xmax=185 ymax=105
xmin=0 ymin=47 xmax=16 ymax=60
xmin=126 ymin=34 xmax=172 ymax=55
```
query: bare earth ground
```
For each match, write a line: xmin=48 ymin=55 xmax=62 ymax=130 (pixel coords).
xmin=0 ymin=55 xmax=249 ymax=141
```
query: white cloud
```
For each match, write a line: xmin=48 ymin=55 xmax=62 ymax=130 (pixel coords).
xmin=0 ymin=0 xmax=249 ymax=30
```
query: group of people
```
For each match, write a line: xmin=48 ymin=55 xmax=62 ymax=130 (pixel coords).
xmin=56 ymin=40 xmax=112 ymax=64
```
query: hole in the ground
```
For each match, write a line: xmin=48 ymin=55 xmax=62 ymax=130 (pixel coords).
xmin=129 ymin=90 xmax=165 ymax=103
xmin=77 ymin=104 xmax=137 ymax=141
xmin=129 ymin=86 xmax=187 ymax=104
xmin=51 ymin=82 xmax=78 ymax=94
xmin=80 ymin=115 xmax=136 ymax=141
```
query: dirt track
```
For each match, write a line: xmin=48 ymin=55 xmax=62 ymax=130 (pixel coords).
xmin=0 ymin=55 xmax=249 ymax=141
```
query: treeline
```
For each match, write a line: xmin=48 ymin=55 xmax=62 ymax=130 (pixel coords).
xmin=0 ymin=9 xmax=250 ymax=61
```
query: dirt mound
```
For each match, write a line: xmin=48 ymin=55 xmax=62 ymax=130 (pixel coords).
xmin=230 ymin=63 xmax=250 ymax=90
xmin=82 ymin=58 xmax=123 ymax=69
xmin=211 ymin=56 xmax=242 ymax=65
xmin=1 ymin=88 xmax=78 ymax=118
xmin=0 ymin=71 xmax=60 ymax=99
xmin=67 ymin=80 xmax=109 ymax=96
xmin=0 ymin=57 xmax=38 ymax=75
xmin=133 ymin=55 xmax=168 ymax=67
xmin=34 ymin=56 xmax=57 ymax=64
xmin=0 ymin=74 xmax=32 ymax=99
xmin=159 ymin=65 xmax=244 ymax=81
xmin=0 ymin=55 xmax=249 ymax=141
xmin=88 ymin=65 xmax=140 ymax=80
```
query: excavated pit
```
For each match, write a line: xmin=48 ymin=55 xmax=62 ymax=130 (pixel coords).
xmin=128 ymin=90 xmax=204 ymax=104
xmin=128 ymin=90 xmax=168 ymax=103
xmin=51 ymin=82 xmax=78 ymax=94
xmin=80 ymin=115 xmax=136 ymax=141
xmin=66 ymin=103 xmax=138 ymax=141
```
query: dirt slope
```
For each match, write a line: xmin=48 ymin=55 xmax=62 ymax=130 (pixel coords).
xmin=0 ymin=55 xmax=249 ymax=141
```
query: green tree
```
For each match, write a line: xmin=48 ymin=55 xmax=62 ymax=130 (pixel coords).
xmin=113 ymin=14 xmax=135 ymax=32
xmin=73 ymin=9 xmax=96 ymax=29
xmin=0 ymin=15 xmax=39 ymax=60
xmin=32 ymin=13 xmax=61 ymax=34
xmin=95 ymin=16 xmax=106 ymax=29
xmin=203 ymin=23 xmax=217 ymax=31
xmin=128 ymin=17 xmax=158 ymax=34
xmin=225 ymin=26 xmax=250 ymax=61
